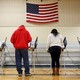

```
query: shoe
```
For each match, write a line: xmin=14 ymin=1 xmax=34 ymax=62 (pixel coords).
xmin=18 ymin=74 xmax=22 ymax=77
xmin=25 ymin=73 xmax=32 ymax=76
xmin=56 ymin=73 xmax=59 ymax=75
xmin=52 ymin=73 xmax=55 ymax=75
xmin=18 ymin=70 xmax=23 ymax=77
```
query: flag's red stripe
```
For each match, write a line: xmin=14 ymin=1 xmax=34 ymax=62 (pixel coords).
xmin=39 ymin=11 xmax=58 ymax=15
xmin=39 ymin=5 xmax=58 ymax=9
xmin=39 ymin=2 xmax=58 ymax=6
xmin=26 ymin=17 xmax=58 ymax=20
xmin=27 ymin=2 xmax=58 ymax=6
xmin=26 ymin=20 xmax=58 ymax=23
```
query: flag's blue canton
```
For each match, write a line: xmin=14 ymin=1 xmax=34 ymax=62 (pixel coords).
xmin=27 ymin=3 xmax=39 ymax=14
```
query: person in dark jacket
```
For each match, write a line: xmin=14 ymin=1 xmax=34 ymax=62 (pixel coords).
xmin=10 ymin=25 xmax=32 ymax=76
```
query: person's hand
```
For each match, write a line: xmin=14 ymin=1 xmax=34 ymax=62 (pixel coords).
xmin=28 ymin=47 xmax=34 ymax=51
xmin=0 ymin=48 xmax=2 ymax=51
xmin=46 ymin=49 xmax=50 ymax=53
xmin=61 ymin=48 xmax=64 ymax=51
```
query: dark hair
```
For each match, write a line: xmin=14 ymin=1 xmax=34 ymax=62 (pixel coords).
xmin=51 ymin=29 xmax=59 ymax=36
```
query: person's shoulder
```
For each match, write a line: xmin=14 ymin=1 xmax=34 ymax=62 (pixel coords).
xmin=25 ymin=29 xmax=31 ymax=34
xmin=49 ymin=33 xmax=53 ymax=36
xmin=25 ymin=29 xmax=29 ymax=32
xmin=58 ymin=33 xmax=62 ymax=36
xmin=12 ymin=29 xmax=17 ymax=34
xmin=58 ymin=33 xmax=63 ymax=39
xmin=48 ymin=33 xmax=52 ymax=37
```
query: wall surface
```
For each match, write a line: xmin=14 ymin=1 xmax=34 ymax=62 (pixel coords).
xmin=0 ymin=0 xmax=80 ymax=45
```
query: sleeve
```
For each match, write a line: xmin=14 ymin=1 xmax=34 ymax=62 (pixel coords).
xmin=60 ymin=34 xmax=64 ymax=48
xmin=10 ymin=32 xmax=15 ymax=44
xmin=46 ymin=34 xmax=51 ymax=51
xmin=27 ymin=31 xmax=32 ymax=43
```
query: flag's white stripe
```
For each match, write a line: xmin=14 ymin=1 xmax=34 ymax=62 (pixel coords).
xmin=39 ymin=10 xmax=58 ymax=14
xmin=27 ymin=15 xmax=58 ymax=20
xmin=39 ymin=7 xmax=58 ymax=11
xmin=26 ymin=13 xmax=58 ymax=17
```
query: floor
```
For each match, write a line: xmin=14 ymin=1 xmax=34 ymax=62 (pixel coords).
xmin=0 ymin=68 xmax=80 ymax=80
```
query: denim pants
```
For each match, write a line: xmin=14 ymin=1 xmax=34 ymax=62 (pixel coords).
xmin=15 ymin=49 xmax=30 ymax=74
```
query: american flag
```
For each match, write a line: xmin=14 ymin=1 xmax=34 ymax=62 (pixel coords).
xmin=26 ymin=2 xmax=59 ymax=23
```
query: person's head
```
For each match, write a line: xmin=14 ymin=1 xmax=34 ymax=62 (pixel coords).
xmin=18 ymin=25 xmax=26 ymax=30
xmin=19 ymin=25 xmax=25 ymax=27
xmin=51 ymin=29 xmax=59 ymax=36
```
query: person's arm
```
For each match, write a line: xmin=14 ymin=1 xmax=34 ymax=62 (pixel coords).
xmin=46 ymin=35 xmax=51 ymax=52
xmin=60 ymin=34 xmax=64 ymax=51
xmin=10 ymin=32 xmax=15 ymax=44
xmin=28 ymin=34 xmax=32 ymax=43
xmin=27 ymin=31 xmax=32 ymax=43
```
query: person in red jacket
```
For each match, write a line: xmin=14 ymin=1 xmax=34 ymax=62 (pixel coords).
xmin=10 ymin=25 xmax=32 ymax=76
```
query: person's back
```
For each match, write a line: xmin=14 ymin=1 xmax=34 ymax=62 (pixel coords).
xmin=48 ymin=33 xmax=63 ymax=47
xmin=10 ymin=25 xmax=32 ymax=49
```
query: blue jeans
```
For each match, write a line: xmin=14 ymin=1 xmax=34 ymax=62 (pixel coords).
xmin=15 ymin=49 xmax=30 ymax=74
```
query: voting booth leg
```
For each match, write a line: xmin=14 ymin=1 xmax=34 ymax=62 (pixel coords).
xmin=63 ymin=51 xmax=66 ymax=69
xmin=0 ymin=50 xmax=6 ymax=74
xmin=32 ymin=50 xmax=35 ymax=75
xmin=61 ymin=51 xmax=66 ymax=75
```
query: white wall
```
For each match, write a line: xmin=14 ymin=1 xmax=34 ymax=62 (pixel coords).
xmin=0 ymin=0 xmax=80 ymax=45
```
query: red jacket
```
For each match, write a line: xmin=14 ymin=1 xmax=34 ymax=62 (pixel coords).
xmin=10 ymin=25 xmax=32 ymax=49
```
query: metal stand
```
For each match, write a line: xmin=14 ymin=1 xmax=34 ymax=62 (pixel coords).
xmin=29 ymin=37 xmax=38 ymax=75
xmin=61 ymin=49 xmax=67 ymax=76
xmin=62 ymin=50 xmax=66 ymax=69
xmin=0 ymin=48 xmax=6 ymax=74
xmin=32 ymin=50 xmax=35 ymax=74
xmin=0 ymin=37 xmax=7 ymax=74
xmin=28 ymin=48 xmax=36 ymax=75
xmin=62 ymin=36 xmax=67 ymax=75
